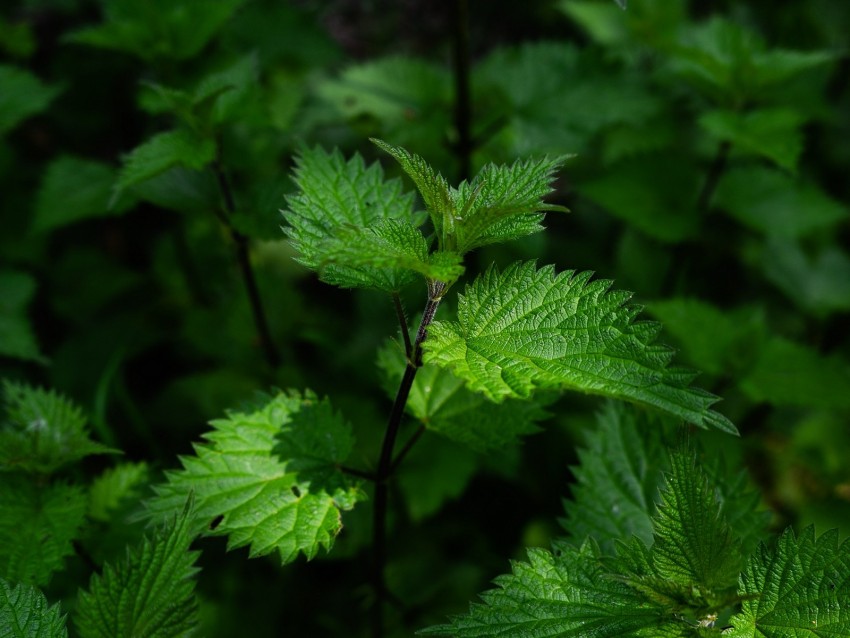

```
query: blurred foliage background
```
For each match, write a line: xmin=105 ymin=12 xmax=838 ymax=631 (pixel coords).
xmin=1 ymin=0 xmax=849 ymax=635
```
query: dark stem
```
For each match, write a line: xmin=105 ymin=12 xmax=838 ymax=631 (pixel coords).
xmin=212 ymin=161 xmax=281 ymax=368
xmin=371 ymin=282 xmax=446 ymax=638
xmin=390 ymin=425 xmax=426 ymax=475
xmin=392 ymin=293 xmax=413 ymax=359
xmin=451 ymin=0 xmax=472 ymax=182
xmin=339 ymin=465 xmax=376 ymax=481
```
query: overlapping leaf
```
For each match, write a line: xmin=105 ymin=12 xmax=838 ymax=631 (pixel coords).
xmin=726 ymin=527 xmax=850 ymax=637
xmin=74 ymin=504 xmax=200 ymax=638
xmin=0 ymin=65 xmax=61 ymax=136
xmin=423 ymin=262 xmax=737 ymax=434
xmin=283 ymin=145 xmax=426 ymax=291
xmin=115 ymin=129 xmax=216 ymax=193
xmin=146 ymin=390 xmax=365 ymax=564
xmin=0 ymin=579 xmax=67 ymax=638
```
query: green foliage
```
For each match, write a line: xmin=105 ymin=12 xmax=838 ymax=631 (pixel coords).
xmin=146 ymin=390 xmax=365 ymax=564
xmin=115 ymin=129 xmax=216 ymax=194
xmin=0 ymin=65 xmax=61 ymax=135
xmin=424 ymin=262 xmax=736 ymax=433
xmin=0 ymin=270 xmax=44 ymax=363
xmin=0 ymin=579 xmax=67 ymax=638
xmin=74 ymin=503 xmax=200 ymax=638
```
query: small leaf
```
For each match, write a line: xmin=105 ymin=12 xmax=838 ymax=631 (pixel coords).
xmin=115 ymin=129 xmax=216 ymax=193
xmin=87 ymin=462 xmax=150 ymax=522
xmin=0 ymin=476 xmax=87 ymax=586
xmin=146 ymin=390 xmax=365 ymax=564
xmin=74 ymin=502 xmax=201 ymax=638
xmin=726 ymin=527 xmax=850 ymax=637
xmin=424 ymin=262 xmax=737 ymax=434
xmin=283 ymin=145 xmax=425 ymax=292
xmin=0 ymin=579 xmax=67 ymax=638
xmin=0 ymin=64 xmax=61 ymax=135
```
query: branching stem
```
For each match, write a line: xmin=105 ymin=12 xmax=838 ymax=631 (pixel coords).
xmin=371 ymin=281 xmax=446 ymax=638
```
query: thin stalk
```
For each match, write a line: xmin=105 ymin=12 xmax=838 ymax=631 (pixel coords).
xmin=452 ymin=0 xmax=472 ymax=182
xmin=390 ymin=425 xmax=426 ymax=475
xmin=392 ymin=292 xmax=413 ymax=359
xmin=212 ymin=161 xmax=281 ymax=368
xmin=371 ymin=282 xmax=446 ymax=638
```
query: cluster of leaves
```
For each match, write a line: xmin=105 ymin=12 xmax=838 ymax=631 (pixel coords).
xmin=2 ymin=0 xmax=849 ymax=636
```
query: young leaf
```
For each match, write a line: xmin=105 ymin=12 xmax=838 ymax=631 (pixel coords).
xmin=283 ymin=145 xmax=426 ymax=291
xmin=0 ymin=64 xmax=62 ymax=136
xmin=0 ymin=380 xmax=115 ymax=473
xmin=0 ymin=579 xmax=67 ymax=638
xmin=561 ymin=402 xmax=668 ymax=555
xmin=88 ymin=462 xmax=150 ymax=522
xmin=377 ymin=341 xmax=550 ymax=452
xmin=0 ymin=476 xmax=87 ymax=586
xmin=115 ymin=129 xmax=216 ymax=193
xmin=74 ymin=502 xmax=201 ymax=638
xmin=424 ymin=262 xmax=737 ymax=434
xmin=421 ymin=540 xmax=677 ymax=637
xmin=145 ymin=390 xmax=365 ymax=564
xmin=726 ymin=527 xmax=850 ymax=637
xmin=0 ymin=270 xmax=44 ymax=363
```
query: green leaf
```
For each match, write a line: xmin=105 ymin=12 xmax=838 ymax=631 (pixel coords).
xmin=74 ymin=502 xmax=201 ymax=638
xmin=714 ymin=166 xmax=848 ymax=238
xmin=0 ymin=64 xmax=61 ymax=135
xmin=0 ymin=270 xmax=44 ymax=363
xmin=283 ymin=145 xmax=425 ymax=291
xmin=0 ymin=579 xmax=67 ymax=638
xmin=67 ymin=0 xmax=247 ymax=61
xmin=146 ymin=390 xmax=365 ymax=564
xmin=424 ymin=262 xmax=737 ymax=434
xmin=377 ymin=341 xmax=550 ymax=452
xmin=0 ymin=476 xmax=87 ymax=586
xmin=88 ymin=462 xmax=150 ymax=522
xmin=561 ymin=402 xmax=667 ymax=555
xmin=115 ymin=129 xmax=216 ymax=193
xmin=32 ymin=156 xmax=135 ymax=233
xmin=700 ymin=109 xmax=805 ymax=172
xmin=320 ymin=220 xmax=465 ymax=285
xmin=727 ymin=527 xmax=850 ymax=637
xmin=0 ymin=380 xmax=115 ymax=473
xmin=421 ymin=540 xmax=677 ymax=637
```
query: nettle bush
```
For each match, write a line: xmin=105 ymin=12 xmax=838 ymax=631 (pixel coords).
xmin=2 ymin=0 xmax=850 ymax=637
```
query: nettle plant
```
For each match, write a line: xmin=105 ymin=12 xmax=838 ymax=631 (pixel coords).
xmin=3 ymin=138 xmax=849 ymax=638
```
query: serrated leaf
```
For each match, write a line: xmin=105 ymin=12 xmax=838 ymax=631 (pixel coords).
xmin=714 ymin=166 xmax=847 ymax=238
xmin=283 ymin=145 xmax=425 ymax=291
xmin=0 ymin=270 xmax=44 ymax=363
xmin=0 ymin=64 xmax=61 ymax=135
xmin=377 ymin=341 xmax=549 ymax=452
xmin=726 ymin=527 xmax=850 ymax=637
xmin=32 ymin=156 xmax=135 ymax=233
xmin=424 ymin=262 xmax=737 ymax=434
xmin=700 ymin=109 xmax=804 ymax=172
xmin=421 ymin=540 xmax=678 ymax=637
xmin=0 ymin=477 xmax=87 ymax=586
xmin=88 ymin=462 xmax=150 ymax=522
xmin=74 ymin=503 xmax=200 ymax=638
xmin=115 ymin=129 xmax=216 ymax=193
xmin=0 ymin=579 xmax=67 ymax=638
xmin=320 ymin=220 xmax=465 ymax=285
xmin=562 ymin=402 xmax=668 ymax=555
xmin=0 ymin=380 xmax=115 ymax=473
xmin=146 ymin=390 xmax=365 ymax=564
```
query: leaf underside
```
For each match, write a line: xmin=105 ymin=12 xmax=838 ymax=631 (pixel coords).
xmin=423 ymin=262 xmax=737 ymax=434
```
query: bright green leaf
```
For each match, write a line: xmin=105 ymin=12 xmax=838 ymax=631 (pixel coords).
xmin=726 ymin=527 xmax=850 ymax=637
xmin=0 ymin=477 xmax=87 ymax=586
xmin=115 ymin=129 xmax=216 ymax=193
xmin=146 ymin=390 xmax=365 ymax=564
xmin=700 ymin=109 xmax=805 ymax=172
xmin=424 ymin=262 xmax=737 ymax=434
xmin=0 ymin=579 xmax=67 ymax=638
xmin=74 ymin=503 xmax=201 ymax=638
xmin=0 ymin=65 xmax=61 ymax=135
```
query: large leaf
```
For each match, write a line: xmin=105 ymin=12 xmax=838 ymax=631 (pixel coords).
xmin=424 ymin=262 xmax=737 ymax=434
xmin=0 ymin=579 xmax=67 ymax=638
xmin=699 ymin=109 xmax=804 ymax=172
xmin=726 ymin=527 xmax=850 ymax=637
xmin=283 ymin=145 xmax=425 ymax=291
xmin=0 ymin=477 xmax=87 ymax=586
xmin=146 ymin=390 xmax=365 ymax=564
xmin=0 ymin=65 xmax=61 ymax=135
xmin=74 ymin=503 xmax=200 ymax=638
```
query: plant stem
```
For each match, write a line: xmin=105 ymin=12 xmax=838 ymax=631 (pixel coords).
xmin=392 ymin=292 xmax=413 ymax=359
xmin=371 ymin=281 xmax=446 ymax=638
xmin=212 ymin=160 xmax=281 ymax=368
xmin=451 ymin=0 xmax=472 ymax=182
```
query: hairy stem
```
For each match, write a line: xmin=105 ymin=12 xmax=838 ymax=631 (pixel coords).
xmin=372 ymin=281 xmax=446 ymax=638
xmin=451 ymin=0 xmax=472 ymax=182
xmin=212 ymin=160 xmax=281 ymax=368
